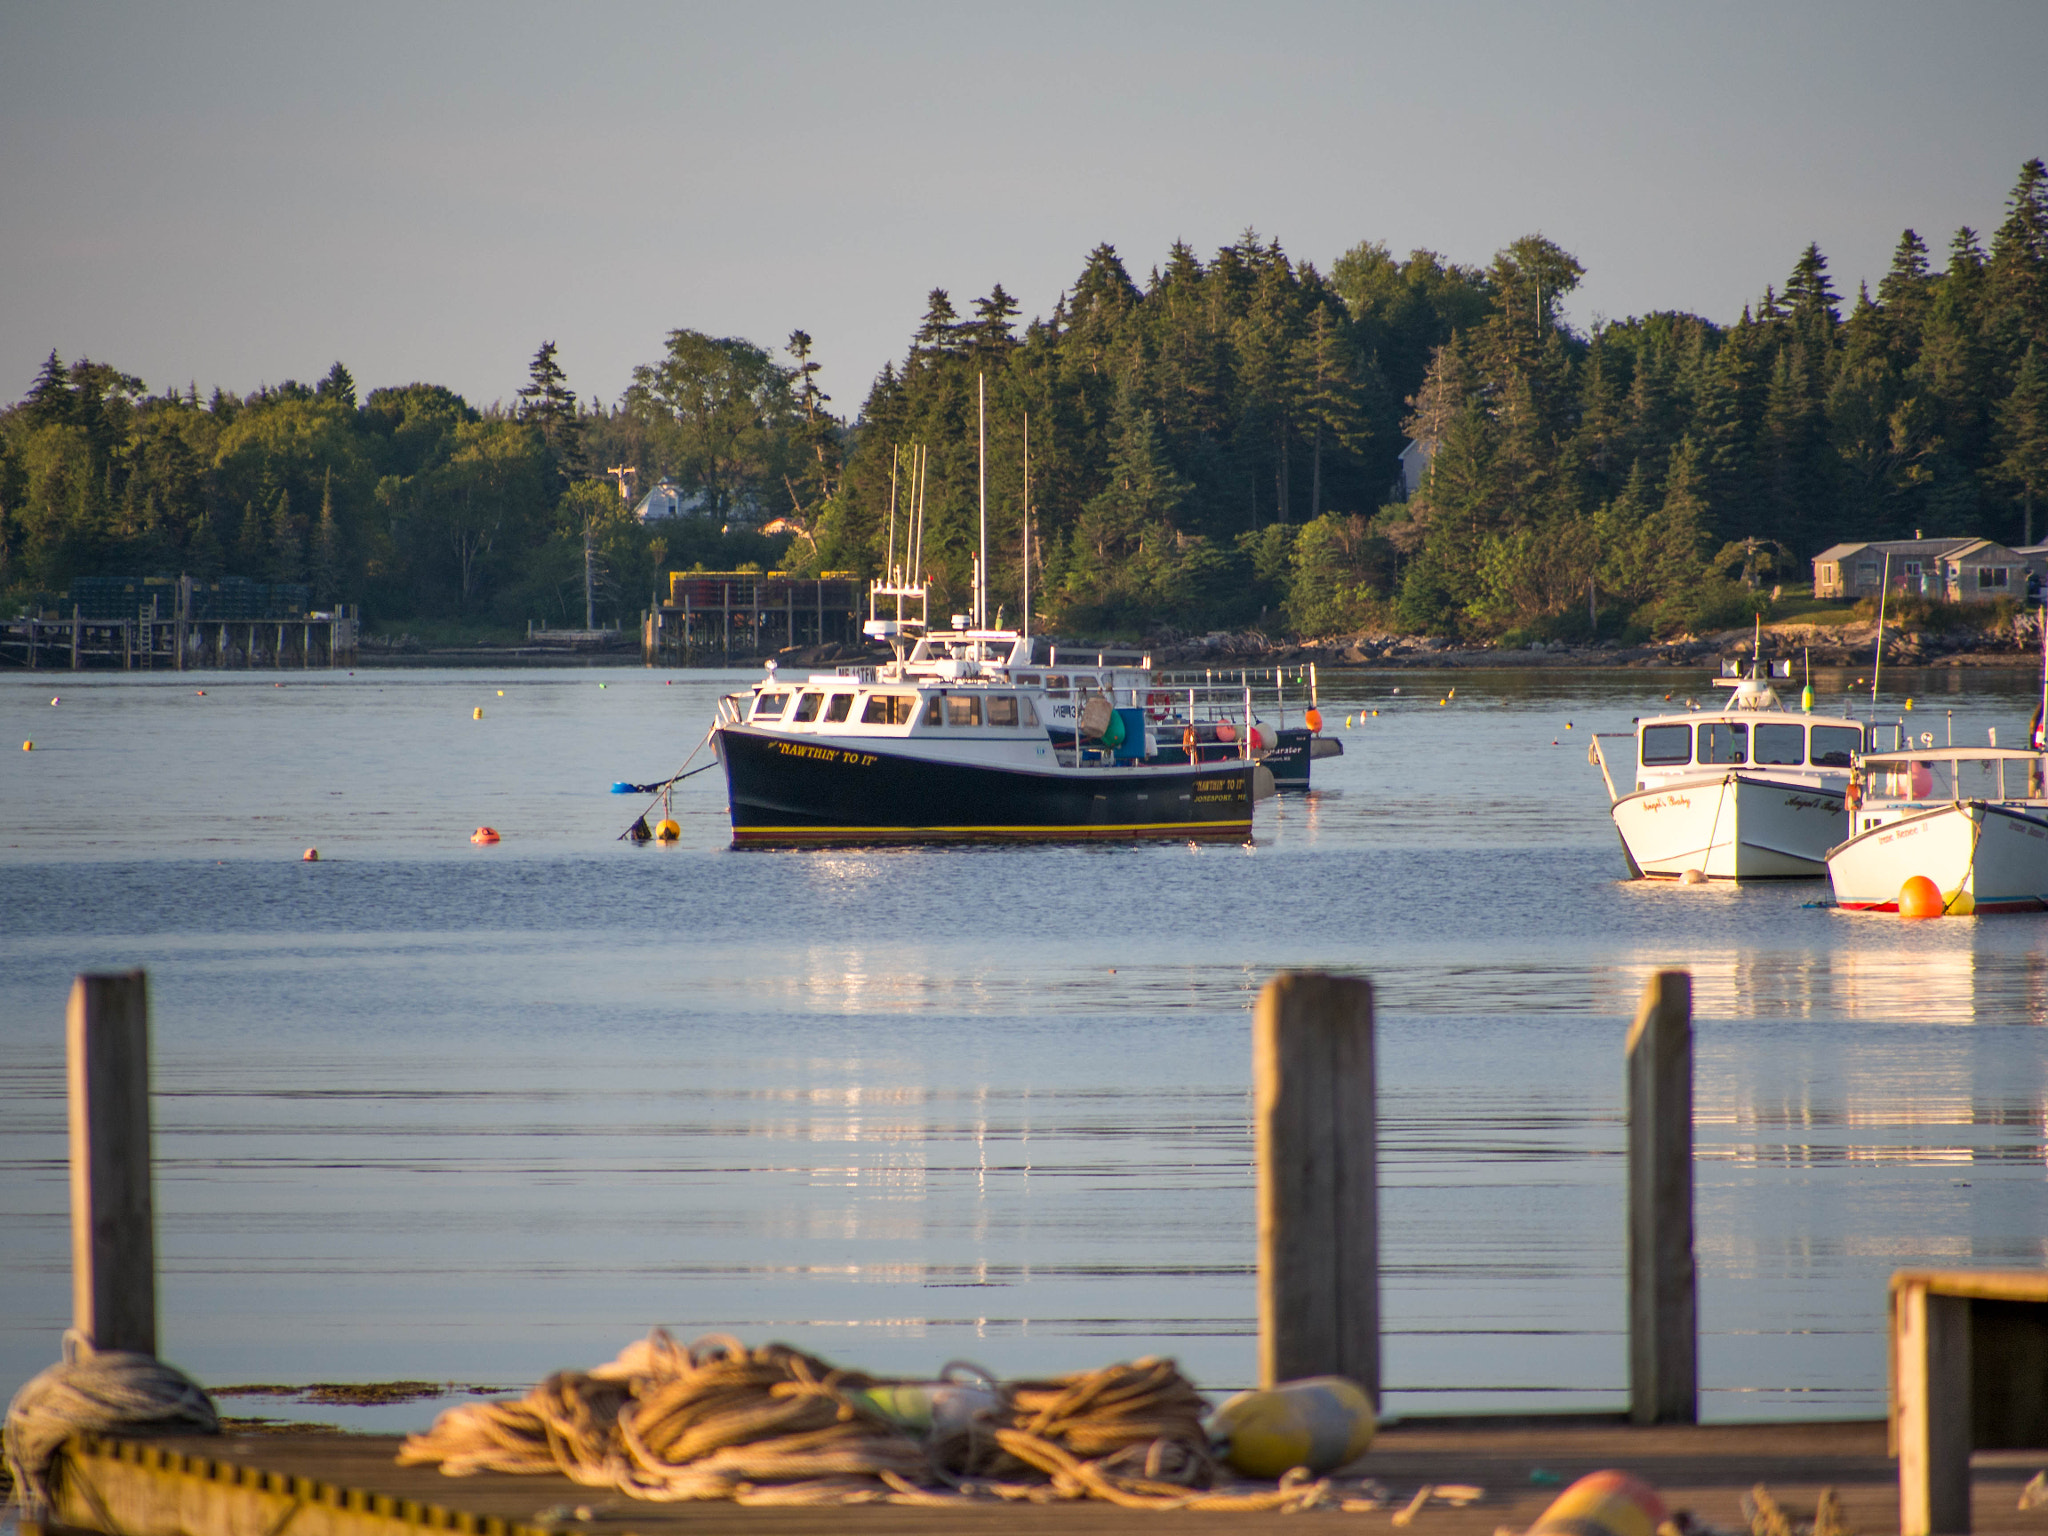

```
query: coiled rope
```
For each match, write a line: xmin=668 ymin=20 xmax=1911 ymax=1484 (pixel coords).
xmin=4 ymin=1337 xmax=219 ymax=1515
xmin=398 ymin=1331 xmax=1348 ymax=1511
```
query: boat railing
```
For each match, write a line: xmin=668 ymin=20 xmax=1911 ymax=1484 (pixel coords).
xmin=1854 ymin=746 xmax=2048 ymax=807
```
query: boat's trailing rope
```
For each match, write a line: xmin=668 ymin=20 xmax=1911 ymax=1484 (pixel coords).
xmin=4 ymin=1336 xmax=219 ymax=1516
xmin=397 ymin=1331 xmax=1352 ymax=1511
xmin=616 ymin=725 xmax=717 ymax=841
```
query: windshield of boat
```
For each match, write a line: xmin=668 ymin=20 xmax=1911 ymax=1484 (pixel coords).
xmin=752 ymin=691 xmax=791 ymax=719
xmin=1697 ymin=721 xmax=1747 ymax=765
xmin=1810 ymin=725 xmax=1862 ymax=767
xmin=1640 ymin=723 xmax=1691 ymax=766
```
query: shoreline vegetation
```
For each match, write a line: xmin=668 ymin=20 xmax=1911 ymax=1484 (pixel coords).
xmin=5 ymin=160 xmax=2046 ymax=654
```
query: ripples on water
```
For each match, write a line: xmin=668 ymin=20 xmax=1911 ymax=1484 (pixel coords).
xmin=1 ymin=666 xmax=2043 ymax=1424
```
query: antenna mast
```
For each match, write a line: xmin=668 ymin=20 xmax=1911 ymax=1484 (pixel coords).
xmin=977 ymin=372 xmax=989 ymax=629
xmin=1022 ymin=411 xmax=1032 ymax=641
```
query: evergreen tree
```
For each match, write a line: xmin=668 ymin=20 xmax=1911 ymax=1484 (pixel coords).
xmin=517 ymin=341 xmax=584 ymax=485
xmin=1995 ymin=344 xmax=2048 ymax=545
xmin=1987 ymin=158 xmax=2048 ymax=356
xmin=912 ymin=290 xmax=963 ymax=356
xmin=24 ymin=351 xmax=70 ymax=429
xmin=317 ymin=361 xmax=357 ymax=408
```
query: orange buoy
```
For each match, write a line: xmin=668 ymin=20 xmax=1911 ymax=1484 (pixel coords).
xmin=1898 ymin=875 xmax=1944 ymax=918
xmin=471 ymin=826 xmax=501 ymax=845
xmin=654 ymin=819 xmax=681 ymax=841
xmin=1182 ymin=725 xmax=1197 ymax=752
xmin=1528 ymin=1471 xmax=1666 ymax=1536
xmin=302 ymin=848 xmax=320 ymax=862
xmin=1216 ymin=720 xmax=1238 ymax=743
xmin=1305 ymin=707 xmax=1323 ymax=733
xmin=22 ymin=741 xmax=32 ymax=751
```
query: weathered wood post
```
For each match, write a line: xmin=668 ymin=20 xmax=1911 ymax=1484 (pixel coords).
xmin=68 ymin=970 xmax=158 ymax=1356
xmin=1894 ymin=1280 xmax=1973 ymax=1536
xmin=1627 ymin=969 xmax=1696 ymax=1424
xmin=1255 ymin=971 xmax=1379 ymax=1397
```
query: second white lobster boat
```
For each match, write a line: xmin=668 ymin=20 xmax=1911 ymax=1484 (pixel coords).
xmin=1826 ymin=748 xmax=2048 ymax=914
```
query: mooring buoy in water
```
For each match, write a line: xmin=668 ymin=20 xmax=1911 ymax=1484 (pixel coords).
xmin=302 ymin=848 xmax=319 ymax=862
xmin=22 ymin=740 xmax=32 ymax=751
xmin=1680 ymin=869 xmax=1706 ymax=885
xmin=1899 ymin=876 xmax=1943 ymax=918
xmin=654 ymin=819 xmax=681 ymax=842
xmin=473 ymin=707 xmax=483 ymax=719
xmin=471 ymin=826 xmax=500 ymax=844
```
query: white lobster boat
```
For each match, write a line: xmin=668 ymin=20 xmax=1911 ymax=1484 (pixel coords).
xmin=1588 ymin=667 xmax=1872 ymax=880
xmin=1826 ymin=748 xmax=2048 ymax=914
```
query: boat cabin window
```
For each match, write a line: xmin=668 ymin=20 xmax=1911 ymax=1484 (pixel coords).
xmin=1753 ymin=723 xmax=1804 ymax=766
xmin=923 ymin=695 xmax=944 ymax=726
xmin=1020 ymin=696 xmax=1038 ymax=726
xmin=792 ymin=691 xmax=824 ymax=723
xmin=945 ymin=694 xmax=982 ymax=727
xmin=1072 ymin=675 xmax=1099 ymax=690
xmin=752 ymin=691 xmax=791 ymax=719
xmin=1696 ymin=721 xmax=1747 ymax=765
xmin=1043 ymin=674 xmax=1070 ymax=692
xmin=861 ymin=693 xmax=915 ymax=725
xmin=823 ymin=693 xmax=854 ymax=723
xmin=1640 ymin=724 xmax=1692 ymax=766
xmin=1016 ymin=674 xmax=1042 ymax=687
xmin=987 ymin=695 xmax=1019 ymax=726
xmin=1809 ymin=725 xmax=1861 ymax=767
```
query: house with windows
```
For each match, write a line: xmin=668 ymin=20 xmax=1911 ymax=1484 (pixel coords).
xmin=632 ymin=477 xmax=708 ymax=522
xmin=1811 ymin=537 xmax=2026 ymax=604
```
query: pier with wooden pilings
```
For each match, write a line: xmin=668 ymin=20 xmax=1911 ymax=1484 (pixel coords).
xmin=642 ymin=571 xmax=861 ymax=665
xmin=13 ymin=970 xmax=2048 ymax=1536
xmin=1 ymin=605 xmax=358 ymax=671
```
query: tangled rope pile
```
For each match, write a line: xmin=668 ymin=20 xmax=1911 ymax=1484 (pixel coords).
xmin=4 ymin=1337 xmax=219 ymax=1514
xmin=398 ymin=1332 xmax=1352 ymax=1511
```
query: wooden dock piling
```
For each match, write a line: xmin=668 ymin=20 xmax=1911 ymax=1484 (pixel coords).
xmin=67 ymin=970 xmax=158 ymax=1356
xmin=1254 ymin=971 xmax=1379 ymax=1396
xmin=1627 ymin=969 xmax=1696 ymax=1425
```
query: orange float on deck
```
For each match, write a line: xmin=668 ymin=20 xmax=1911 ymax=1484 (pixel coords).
xmin=1305 ymin=707 xmax=1323 ymax=733
xmin=1527 ymin=1470 xmax=1667 ymax=1536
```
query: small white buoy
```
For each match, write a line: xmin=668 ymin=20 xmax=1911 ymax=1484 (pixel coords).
xmin=1680 ymin=869 xmax=1706 ymax=885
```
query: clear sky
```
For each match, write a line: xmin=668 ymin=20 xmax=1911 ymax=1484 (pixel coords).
xmin=3 ymin=2 xmax=2044 ymax=416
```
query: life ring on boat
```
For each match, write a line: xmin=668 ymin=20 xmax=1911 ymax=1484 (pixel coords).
xmin=1146 ymin=691 xmax=1172 ymax=721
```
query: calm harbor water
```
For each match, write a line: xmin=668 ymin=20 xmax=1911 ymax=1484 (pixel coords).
xmin=2 ymin=662 xmax=2044 ymax=1429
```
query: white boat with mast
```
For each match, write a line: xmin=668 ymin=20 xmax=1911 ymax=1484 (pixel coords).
xmin=710 ymin=377 xmax=1270 ymax=845
xmin=1587 ymin=619 xmax=1900 ymax=880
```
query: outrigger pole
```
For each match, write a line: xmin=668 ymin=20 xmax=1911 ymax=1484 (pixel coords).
xmin=1870 ymin=550 xmax=1891 ymax=708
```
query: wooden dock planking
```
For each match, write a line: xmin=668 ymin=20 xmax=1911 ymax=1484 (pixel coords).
xmin=40 ymin=1420 xmax=2048 ymax=1536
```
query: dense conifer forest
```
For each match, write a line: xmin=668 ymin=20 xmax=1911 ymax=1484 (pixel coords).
xmin=5 ymin=159 xmax=2046 ymax=643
